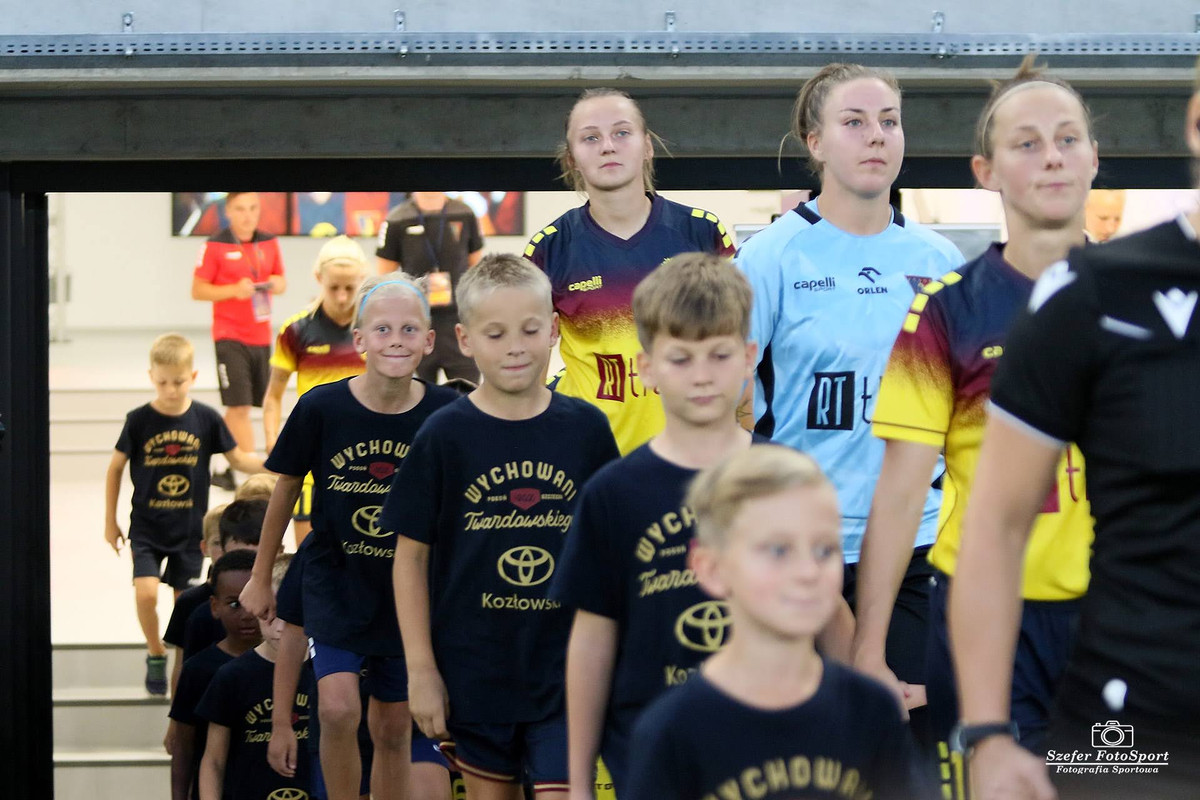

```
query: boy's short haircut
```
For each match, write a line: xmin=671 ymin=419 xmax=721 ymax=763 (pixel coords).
xmin=632 ymin=252 xmax=752 ymax=350
xmin=456 ymin=253 xmax=553 ymax=326
xmin=235 ymin=473 xmax=278 ymax=502
xmin=203 ymin=503 xmax=230 ymax=551
xmin=149 ymin=333 xmax=195 ymax=369
xmin=218 ymin=499 xmax=268 ymax=550
xmin=686 ymin=445 xmax=831 ymax=548
xmin=209 ymin=548 xmax=257 ymax=587
xmin=353 ymin=271 xmax=431 ymax=329
xmin=270 ymin=552 xmax=294 ymax=593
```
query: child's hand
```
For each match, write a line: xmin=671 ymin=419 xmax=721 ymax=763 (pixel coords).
xmin=267 ymin=723 xmax=297 ymax=777
xmin=409 ymin=666 xmax=451 ymax=741
xmin=238 ymin=575 xmax=276 ymax=622
xmin=104 ymin=522 xmax=125 ymax=554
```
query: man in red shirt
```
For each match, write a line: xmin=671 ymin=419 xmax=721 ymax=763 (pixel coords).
xmin=191 ymin=192 xmax=286 ymax=483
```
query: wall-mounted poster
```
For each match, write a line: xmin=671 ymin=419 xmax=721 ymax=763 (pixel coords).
xmin=173 ymin=192 xmax=526 ymax=238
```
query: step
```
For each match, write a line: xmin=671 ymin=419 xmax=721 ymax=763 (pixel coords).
xmin=50 ymin=387 xmax=227 ymax=418
xmin=53 ymin=689 xmax=171 ymax=750
xmin=53 ymin=644 xmax=172 ymax=692
xmin=55 ymin=755 xmax=169 ymax=800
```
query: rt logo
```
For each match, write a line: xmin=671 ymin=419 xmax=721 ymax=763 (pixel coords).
xmin=497 ymin=546 xmax=555 ymax=587
xmin=157 ymin=474 xmax=190 ymax=497
xmin=675 ymin=601 xmax=732 ymax=653
xmin=351 ymin=505 xmax=391 ymax=539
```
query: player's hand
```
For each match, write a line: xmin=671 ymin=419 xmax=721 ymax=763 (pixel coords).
xmin=969 ymin=736 xmax=1056 ymax=800
xmin=238 ymin=575 xmax=276 ymax=622
xmin=104 ymin=522 xmax=125 ymax=555
xmin=409 ymin=666 xmax=451 ymax=741
xmin=232 ymin=278 xmax=256 ymax=300
xmin=902 ymin=682 xmax=928 ymax=711
xmin=267 ymin=723 xmax=297 ymax=777
xmin=853 ymin=655 xmax=909 ymax=718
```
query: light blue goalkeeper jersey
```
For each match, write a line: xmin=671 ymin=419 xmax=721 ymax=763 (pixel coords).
xmin=735 ymin=200 xmax=963 ymax=563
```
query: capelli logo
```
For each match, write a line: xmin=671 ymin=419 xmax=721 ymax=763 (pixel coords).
xmin=793 ymin=277 xmax=836 ymax=292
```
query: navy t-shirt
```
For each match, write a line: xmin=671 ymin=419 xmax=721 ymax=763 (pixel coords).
xmin=625 ymin=661 xmax=932 ymax=800
xmin=197 ymin=649 xmax=314 ymax=800
xmin=550 ymin=436 xmax=767 ymax=787
xmin=265 ymin=377 xmax=459 ymax=656
xmin=380 ymin=393 xmax=620 ymax=723
xmin=165 ymin=582 xmax=213 ymax=649
xmin=115 ymin=401 xmax=235 ymax=547
xmin=169 ymin=643 xmax=234 ymax=800
xmin=275 ymin=534 xmax=315 ymax=627
xmin=182 ymin=600 xmax=227 ymax=662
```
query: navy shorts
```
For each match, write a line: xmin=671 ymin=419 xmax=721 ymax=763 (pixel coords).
xmin=130 ymin=537 xmax=203 ymax=589
xmin=443 ymin=713 xmax=567 ymax=792
xmin=309 ymin=639 xmax=408 ymax=703
xmin=927 ymin=571 xmax=1080 ymax=798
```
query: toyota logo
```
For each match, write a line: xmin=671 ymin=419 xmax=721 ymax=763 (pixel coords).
xmin=674 ymin=601 xmax=732 ymax=652
xmin=497 ymin=546 xmax=555 ymax=587
xmin=351 ymin=505 xmax=391 ymax=539
xmin=157 ymin=474 xmax=190 ymax=497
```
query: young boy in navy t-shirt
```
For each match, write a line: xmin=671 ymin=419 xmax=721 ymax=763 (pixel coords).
xmin=386 ymin=254 xmax=619 ymax=800
xmin=550 ymin=253 xmax=765 ymax=797
xmin=104 ymin=333 xmax=265 ymax=694
xmin=168 ymin=550 xmax=262 ymax=800
xmin=198 ymin=553 xmax=313 ymax=800
xmin=240 ymin=273 xmax=459 ymax=800
xmin=625 ymin=446 xmax=931 ymax=800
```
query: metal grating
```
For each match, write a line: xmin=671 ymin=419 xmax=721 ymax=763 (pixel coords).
xmin=2 ymin=32 xmax=1200 ymax=58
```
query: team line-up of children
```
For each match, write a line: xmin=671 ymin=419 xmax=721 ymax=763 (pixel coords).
xmin=104 ymin=54 xmax=1200 ymax=800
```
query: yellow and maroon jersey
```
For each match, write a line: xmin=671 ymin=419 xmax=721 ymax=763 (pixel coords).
xmin=872 ymin=245 xmax=1091 ymax=600
xmin=525 ymin=194 xmax=734 ymax=454
xmin=270 ymin=305 xmax=364 ymax=397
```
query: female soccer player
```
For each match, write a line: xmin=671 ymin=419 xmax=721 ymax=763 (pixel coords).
xmin=735 ymin=64 xmax=962 ymax=681
xmin=525 ymin=88 xmax=734 ymax=455
xmin=242 ymin=274 xmax=459 ymax=800
xmin=950 ymin=61 xmax=1200 ymax=800
xmin=853 ymin=56 xmax=1097 ymax=797
xmin=264 ymin=235 xmax=368 ymax=544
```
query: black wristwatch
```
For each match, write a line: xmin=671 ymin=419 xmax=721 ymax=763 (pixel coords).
xmin=949 ymin=721 xmax=1020 ymax=754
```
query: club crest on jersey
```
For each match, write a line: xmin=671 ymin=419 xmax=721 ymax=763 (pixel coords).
xmin=368 ymin=462 xmax=396 ymax=481
xmin=906 ymin=275 xmax=933 ymax=293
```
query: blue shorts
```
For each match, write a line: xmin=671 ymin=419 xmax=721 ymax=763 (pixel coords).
xmin=442 ymin=713 xmax=567 ymax=791
xmin=309 ymin=639 xmax=408 ymax=703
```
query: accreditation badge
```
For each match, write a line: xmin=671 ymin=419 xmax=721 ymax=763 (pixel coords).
xmin=428 ymin=271 xmax=453 ymax=307
xmin=252 ymin=283 xmax=272 ymax=322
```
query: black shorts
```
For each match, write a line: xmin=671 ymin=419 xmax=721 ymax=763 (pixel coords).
xmin=130 ymin=537 xmax=203 ymax=589
xmin=417 ymin=310 xmax=479 ymax=385
xmin=214 ymin=339 xmax=270 ymax=407
xmin=843 ymin=545 xmax=933 ymax=685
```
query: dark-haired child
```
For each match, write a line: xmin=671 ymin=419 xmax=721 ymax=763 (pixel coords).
xmin=198 ymin=554 xmax=313 ymax=800
xmin=168 ymin=549 xmax=262 ymax=800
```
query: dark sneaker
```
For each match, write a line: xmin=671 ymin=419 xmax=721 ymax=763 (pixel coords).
xmin=145 ymin=654 xmax=168 ymax=695
xmin=211 ymin=468 xmax=237 ymax=492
